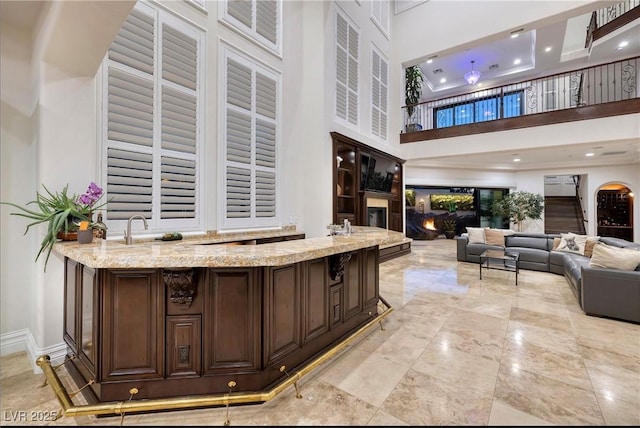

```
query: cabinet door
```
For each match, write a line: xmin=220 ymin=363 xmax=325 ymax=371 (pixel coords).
xmin=166 ymin=315 xmax=201 ymax=378
xmin=362 ymin=246 xmax=379 ymax=309
xmin=302 ymin=258 xmax=329 ymax=343
xmin=344 ymin=250 xmax=362 ymax=320
xmin=203 ymin=269 xmax=260 ymax=374
xmin=101 ymin=269 xmax=164 ymax=381
xmin=264 ymin=264 xmax=301 ymax=366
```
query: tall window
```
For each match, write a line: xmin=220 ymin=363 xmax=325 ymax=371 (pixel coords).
xmin=370 ymin=0 xmax=389 ymax=38
xmin=371 ymin=45 xmax=388 ymax=139
xmin=102 ymin=2 xmax=203 ymax=232
xmin=435 ymin=91 xmax=523 ymax=128
xmin=222 ymin=47 xmax=279 ymax=229
xmin=335 ymin=9 xmax=359 ymax=126
xmin=220 ymin=0 xmax=281 ymax=55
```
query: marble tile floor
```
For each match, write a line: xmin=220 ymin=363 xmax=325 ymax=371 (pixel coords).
xmin=1 ymin=239 xmax=639 ymax=426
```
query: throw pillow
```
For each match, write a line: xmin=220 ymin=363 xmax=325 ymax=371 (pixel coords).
xmin=552 ymin=237 xmax=561 ymax=251
xmin=556 ymin=232 xmax=587 ymax=255
xmin=584 ymin=236 xmax=600 ymax=258
xmin=466 ymin=227 xmax=486 ymax=244
xmin=589 ymin=243 xmax=640 ymax=271
xmin=484 ymin=228 xmax=505 ymax=247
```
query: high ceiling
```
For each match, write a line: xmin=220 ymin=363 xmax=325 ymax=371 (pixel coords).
xmin=418 ymin=9 xmax=640 ymax=100
xmin=408 ymin=4 xmax=640 ymax=171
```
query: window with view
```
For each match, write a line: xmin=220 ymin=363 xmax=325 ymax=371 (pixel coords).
xmin=101 ymin=2 xmax=204 ymax=232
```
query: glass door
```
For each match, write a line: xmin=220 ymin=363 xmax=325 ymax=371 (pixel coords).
xmin=477 ymin=189 xmax=509 ymax=228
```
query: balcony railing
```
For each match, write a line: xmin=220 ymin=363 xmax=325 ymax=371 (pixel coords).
xmin=401 ymin=56 xmax=639 ymax=143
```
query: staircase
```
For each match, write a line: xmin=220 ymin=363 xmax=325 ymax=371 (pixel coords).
xmin=544 ymin=196 xmax=586 ymax=235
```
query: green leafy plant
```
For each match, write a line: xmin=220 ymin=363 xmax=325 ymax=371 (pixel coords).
xmin=1 ymin=182 xmax=107 ymax=270
xmin=430 ymin=194 xmax=474 ymax=211
xmin=405 ymin=65 xmax=424 ymax=125
xmin=405 ymin=189 xmax=416 ymax=207
xmin=491 ymin=191 xmax=544 ymax=232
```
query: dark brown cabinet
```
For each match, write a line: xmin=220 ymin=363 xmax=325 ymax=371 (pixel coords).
xmin=332 ymin=132 xmax=405 ymax=232
xmin=63 ymin=246 xmax=380 ymax=405
xmin=597 ymin=189 xmax=633 ymax=240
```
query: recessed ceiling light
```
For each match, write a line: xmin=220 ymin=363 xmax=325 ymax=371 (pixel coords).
xmin=618 ymin=41 xmax=629 ymax=49
xmin=513 ymin=58 xmax=521 ymax=65
xmin=513 ymin=158 xmax=521 ymax=162
xmin=427 ymin=59 xmax=433 ymax=64
xmin=545 ymin=46 xmax=552 ymax=52
xmin=585 ymin=152 xmax=595 ymax=157
xmin=440 ymin=78 xmax=446 ymax=83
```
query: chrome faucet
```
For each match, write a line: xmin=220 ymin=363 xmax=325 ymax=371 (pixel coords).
xmin=125 ymin=215 xmax=148 ymax=245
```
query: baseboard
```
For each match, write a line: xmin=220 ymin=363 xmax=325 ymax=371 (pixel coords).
xmin=0 ymin=329 xmax=67 ymax=374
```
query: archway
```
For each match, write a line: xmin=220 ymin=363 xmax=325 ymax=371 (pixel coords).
xmin=596 ymin=183 xmax=634 ymax=241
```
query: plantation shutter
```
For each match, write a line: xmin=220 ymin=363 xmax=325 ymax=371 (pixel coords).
xmin=370 ymin=0 xmax=389 ymax=37
xmin=223 ymin=0 xmax=280 ymax=54
xmin=371 ymin=47 xmax=388 ymax=139
xmin=223 ymin=49 xmax=278 ymax=227
xmin=103 ymin=2 xmax=202 ymax=228
xmin=335 ymin=10 xmax=359 ymax=126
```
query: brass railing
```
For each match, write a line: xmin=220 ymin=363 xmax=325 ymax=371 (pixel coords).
xmin=401 ymin=56 xmax=639 ymax=141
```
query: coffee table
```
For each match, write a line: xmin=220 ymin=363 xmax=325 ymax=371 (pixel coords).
xmin=479 ymin=249 xmax=519 ymax=285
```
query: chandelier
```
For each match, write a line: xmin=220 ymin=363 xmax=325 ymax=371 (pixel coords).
xmin=464 ymin=60 xmax=481 ymax=85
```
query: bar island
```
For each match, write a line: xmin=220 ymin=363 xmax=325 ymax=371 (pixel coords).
xmin=43 ymin=227 xmax=405 ymax=417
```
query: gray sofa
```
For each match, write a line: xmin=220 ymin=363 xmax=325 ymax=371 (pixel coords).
xmin=456 ymin=233 xmax=640 ymax=323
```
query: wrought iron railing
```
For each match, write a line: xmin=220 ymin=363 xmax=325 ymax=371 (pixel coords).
xmin=597 ymin=0 xmax=639 ymax=27
xmin=402 ymin=56 xmax=639 ymax=134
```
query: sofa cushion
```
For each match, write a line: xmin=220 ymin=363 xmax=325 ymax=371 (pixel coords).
xmin=467 ymin=227 xmax=486 ymax=244
xmin=484 ymin=229 xmax=505 ymax=247
xmin=505 ymin=235 xmax=549 ymax=251
xmin=552 ymin=237 xmax=561 ymax=250
xmin=584 ymin=236 xmax=600 ymax=258
xmin=589 ymin=243 xmax=640 ymax=271
xmin=556 ymin=233 xmax=587 ymax=255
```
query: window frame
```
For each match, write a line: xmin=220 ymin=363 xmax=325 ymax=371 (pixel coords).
xmin=219 ymin=43 xmax=281 ymax=231
xmin=334 ymin=5 xmax=360 ymax=129
xmin=218 ymin=0 xmax=282 ymax=57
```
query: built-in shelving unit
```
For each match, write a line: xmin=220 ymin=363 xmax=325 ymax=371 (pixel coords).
xmin=331 ymin=132 xmax=405 ymax=233
xmin=597 ymin=189 xmax=633 ymax=241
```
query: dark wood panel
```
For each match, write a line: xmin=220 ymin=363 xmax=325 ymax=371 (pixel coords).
xmin=330 ymin=284 xmax=343 ymax=327
xmin=344 ymin=252 xmax=362 ymax=319
xmin=264 ymin=264 xmax=301 ymax=365
xmin=302 ymin=258 xmax=329 ymax=343
xmin=102 ymin=269 xmax=164 ymax=381
xmin=363 ymin=246 xmax=379 ymax=309
xmin=203 ymin=269 xmax=260 ymax=373
xmin=166 ymin=315 xmax=201 ymax=378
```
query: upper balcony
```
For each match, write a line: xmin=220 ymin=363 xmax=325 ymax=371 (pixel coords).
xmin=401 ymin=1 xmax=640 ymax=144
xmin=400 ymin=55 xmax=639 ymax=144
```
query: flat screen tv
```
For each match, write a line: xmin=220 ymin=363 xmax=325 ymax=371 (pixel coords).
xmin=361 ymin=154 xmax=396 ymax=193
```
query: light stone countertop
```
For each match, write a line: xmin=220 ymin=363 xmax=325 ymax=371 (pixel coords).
xmin=53 ymin=227 xmax=408 ymax=268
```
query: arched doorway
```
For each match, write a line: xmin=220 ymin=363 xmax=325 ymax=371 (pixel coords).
xmin=596 ymin=184 xmax=634 ymax=241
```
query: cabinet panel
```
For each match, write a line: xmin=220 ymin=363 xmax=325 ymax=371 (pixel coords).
xmin=203 ymin=269 xmax=260 ymax=373
xmin=330 ymin=284 xmax=343 ymax=327
xmin=64 ymin=259 xmax=79 ymax=354
xmin=344 ymin=251 xmax=362 ymax=319
xmin=264 ymin=264 xmax=301 ymax=365
xmin=102 ymin=269 xmax=164 ymax=381
xmin=166 ymin=315 xmax=201 ymax=378
xmin=363 ymin=246 xmax=379 ymax=309
xmin=302 ymin=258 xmax=329 ymax=343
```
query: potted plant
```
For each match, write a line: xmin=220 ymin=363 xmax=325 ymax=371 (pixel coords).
xmin=491 ymin=191 xmax=544 ymax=232
xmin=1 ymin=182 xmax=107 ymax=270
xmin=405 ymin=64 xmax=424 ymax=132
xmin=441 ymin=218 xmax=457 ymax=239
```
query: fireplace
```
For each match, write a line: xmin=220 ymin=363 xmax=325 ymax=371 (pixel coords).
xmin=368 ymin=207 xmax=387 ymax=228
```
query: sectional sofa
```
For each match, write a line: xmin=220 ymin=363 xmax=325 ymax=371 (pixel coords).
xmin=456 ymin=231 xmax=640 ymax=323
